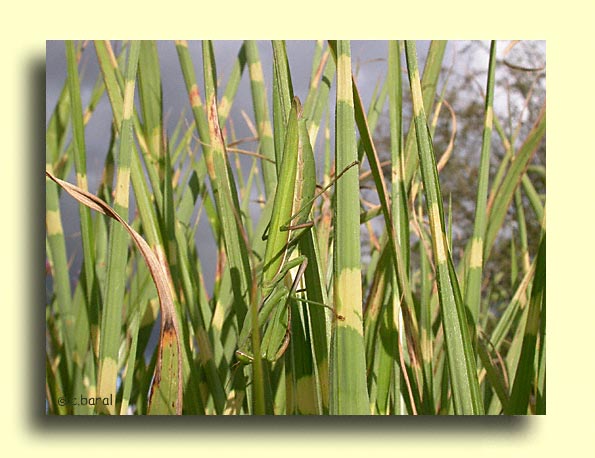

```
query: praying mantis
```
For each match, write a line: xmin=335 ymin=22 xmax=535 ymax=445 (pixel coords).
xmin=235 ymin=96 xmax=355 ymax=365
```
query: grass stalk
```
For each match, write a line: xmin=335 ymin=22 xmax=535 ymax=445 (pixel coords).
xmin=330 ymin=40 xmax=369 ymax=414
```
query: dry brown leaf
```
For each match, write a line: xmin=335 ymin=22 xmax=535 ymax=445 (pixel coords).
xmin=46 ymin=170 xmax=183 ymax=414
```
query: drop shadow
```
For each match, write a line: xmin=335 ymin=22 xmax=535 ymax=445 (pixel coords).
xmin=28 ymin=52 xmax=50 ymax=430
xmin=37 ymin=412 xmax=531 ymax=437
xmin=32 ymin=45 xmax=532 ymax=438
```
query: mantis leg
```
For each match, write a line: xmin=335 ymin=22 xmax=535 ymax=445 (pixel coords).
xmin=261 ymin=257 xmax=309 ymax=362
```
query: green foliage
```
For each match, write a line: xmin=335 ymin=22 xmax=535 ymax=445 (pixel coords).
xmin=45 ymin=40 xmax=545 ymax=415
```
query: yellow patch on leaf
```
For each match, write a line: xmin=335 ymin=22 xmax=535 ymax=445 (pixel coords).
xmin=76 ymin=173 xmax=88 ymax=190
xmin=307 ymin=123 xmax=318 ymax=144
xmin=249 ymin=62 xmax=264 ymax=83
xmin=470 ymin=238 xmax=483 ymax=268
xmin=410 ymin=68 xmax=424 ymax=118
xmin=46 ymin=210 xmax=63 ymax=236
xmin=259 ymin=120 xmax=273 ymax=138
xmin=335 ymin=268 xmax=363 ymax=330
xmin=485 ymin=105 xmax=493 ymax=129
xmin=336 ymin=54 xmax=353 ymax=103
xmin=211 ymin=303 xmax=225 ymax=333
xmin=114 ymin=168 xmax=131 ymax=208
xmin=97 ymin=357 xmax=118 ymax=414
xmin=218 ymin=96 xmax=230 ymax=119
xmin=122 ymin=80 xmax=135 ymax=120
xmin=149 ymin=126 xmax=161 ymax=156
xmin=430 ymin=202 xmax=447 ymax=264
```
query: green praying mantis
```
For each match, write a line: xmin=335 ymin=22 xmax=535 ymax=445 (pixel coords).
xmin=234 ymin=96 xmax=356 ymax=365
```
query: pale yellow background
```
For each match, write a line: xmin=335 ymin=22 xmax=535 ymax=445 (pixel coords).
xmin=3 ymin=0 xmax=592 ymax=456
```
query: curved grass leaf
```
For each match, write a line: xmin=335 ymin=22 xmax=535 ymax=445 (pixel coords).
xmin=45 ymin=171 xmax=183 ymax=415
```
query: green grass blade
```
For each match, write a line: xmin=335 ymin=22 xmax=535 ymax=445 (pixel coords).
xmin=202 ymin=40 xmax=259 ymax=411
xmin=305 ymin=46 xmax=335 ymax=146
xmin=485 ymin=105 xmax=546 ymax=258
xmin=362 ymin=244 xmax=393 ymax=414
xmin=271 ymin=40 xmax=294 ymax=173
xmin=330 ymin=39 xmax=425 ymax=411
xmin=330 ymin=41 xmax=369 ymax=414
xmin=46 ymin=78 xmax=70 ymax=167
xmin=521 ymin=173 xmax=545 ymax=226
xmin=357 ymin=77 xmax=388 ymax=164
xmin=96 ymin=41 xmax=141 ymax=414
xmin=138 ymin=41 xmax=163 ymax=160
xmin=46 ymin=166 xmax=74 ymax=391
xmin=245 ymin=41 xmax=277 ymax=196
xmin=505 ymin=231 xmax=545 ymax=414
xmin=405 ymin=40 xmax=483 ymax=414
xmin=403 ymin=41 xmax=447 ymax=186
xmin=218 ymin=42 xmax=247 ymax=126
xmin=387 ymin=40 xmax=409 ymax=413
xmin=348 ymin=55 xmax=426 ymax=411
xmin=298 ymin=226 xmax=330 ymax=414
xmin=65 ymin=41 xmax=98 ymax=373
xmin=464 ymin=41 xmax=498 ymax=324
xmin=202 ymin=40 xmax=253 ymax=319
xmin=536 ymin=285 xmax=546 ymax=414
